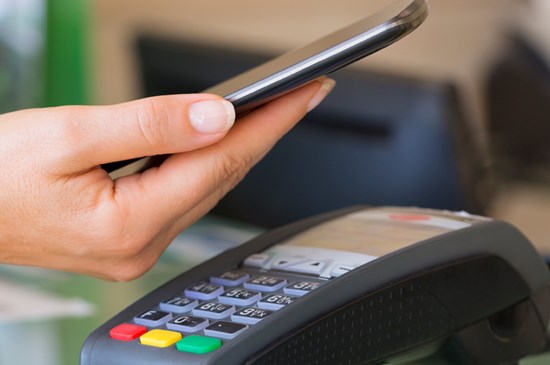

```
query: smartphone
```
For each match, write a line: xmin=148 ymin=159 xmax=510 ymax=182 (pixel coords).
xmin=105 ymin=0 xmax=428 ymax=175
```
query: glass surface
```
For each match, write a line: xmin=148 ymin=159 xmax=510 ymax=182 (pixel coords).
xmin=0 ymin=216 xmax=259 ymax=365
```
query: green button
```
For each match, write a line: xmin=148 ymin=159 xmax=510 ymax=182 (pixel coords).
xmin=176 ymin=335 xmax=222 ymax=354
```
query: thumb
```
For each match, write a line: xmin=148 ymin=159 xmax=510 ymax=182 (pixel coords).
xmin=48 ymin=94 xmax=236 ymax=171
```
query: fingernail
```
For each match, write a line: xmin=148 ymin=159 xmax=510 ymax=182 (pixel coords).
xmin=307 ymin=78 xmax=336 ymax=112
xmin=188 ymin=99 xmax=236 ymax=134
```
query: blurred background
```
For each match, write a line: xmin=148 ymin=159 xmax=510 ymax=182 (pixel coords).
xmin=1 ymin=0 xmax=550 ymax=364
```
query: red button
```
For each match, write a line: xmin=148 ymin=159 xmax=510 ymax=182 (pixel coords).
xmin=110 ymin=323 xmax=147 ymax=341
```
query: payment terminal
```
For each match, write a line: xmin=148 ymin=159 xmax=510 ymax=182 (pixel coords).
xmin=81 ymin=206 xmax=550 ymax=365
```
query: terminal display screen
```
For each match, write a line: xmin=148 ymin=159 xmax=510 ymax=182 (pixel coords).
xmin=279 ymin=208 xmax=483 ymax=257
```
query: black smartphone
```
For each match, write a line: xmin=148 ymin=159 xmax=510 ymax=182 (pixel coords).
xmin=105 ymin=0 xmax=428 ymax=175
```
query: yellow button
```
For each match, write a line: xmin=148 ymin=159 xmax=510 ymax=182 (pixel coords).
xmin=140 ymin=329 xmax=182 ymax=348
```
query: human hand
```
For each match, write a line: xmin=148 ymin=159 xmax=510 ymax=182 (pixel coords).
xmin=0 ymin=79 xmax=334 ymax=280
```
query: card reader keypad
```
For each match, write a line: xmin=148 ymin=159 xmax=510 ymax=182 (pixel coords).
xmin=257 ymin=294 xmax=298 ymax=311
xmin=244 ymin=275 xmax=287 ymax=292
xmin=210 ymin=271 xmax=250 ymax=286
xmin=167 ymin=316 xmax=209 ymax=333
xmin=134 ymin=310 xmax=173 ymax=327
xmin=160 ymin=296 xmax=198 ymax=313
xmin=110 ymin=268 xmax=323 ymax=356
xmin=192 ymin=302 xmax=236 ymax=319
xmin=231 ymin=307 xmax=273 ymax=324
xmin=184 ymin=282 xmax=224 ymax=300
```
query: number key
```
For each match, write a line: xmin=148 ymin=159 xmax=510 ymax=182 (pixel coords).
xmin=185 ymin=282 xmax=224 ymax=300
xmin=210 ymin=271 xmax=250 ymax=286
xmin=244 ymin=276 xmax=287 ymax=292
xmin=218 ymin=288 xmax=261 ymax=306
xmin=257 ymin=294 xmax=297 ymax=311
xmin=159 ymin=296 xmax=198 ymax=313
xmin=167 ymin=315 xmax=209 ymax=333
xmin=231 ymin=307 xmax=273 ymax=325
xmin=284 ymin=281 xmax=321 ymax=296
xmin=192 ymin=302 xmax=236 ymax=320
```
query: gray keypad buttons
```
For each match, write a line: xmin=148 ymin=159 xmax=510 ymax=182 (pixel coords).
xmin=330 ymin=264 xmax=356 ymax=278
xmin=231 ymin=307 xmax=273 ymax=325
xmin=218 ymin=288 xmax=261 ymax=306
xmin=134 ymin=310 xmax=172 ymax=327
xmin=271 ymin=256 xmax=307 ymax=270
xmin=286 ymin=260 xmax=326 ymax=275
xmin=243 ymin=254 xmax=270 ymax=268
xmin=184 ymin=282 xmax=224 ymax=300
xmin=192 ymin=302 xmax=236 ymax=320
xmin=257 ymin=294 xmax=298 ymax=311
xmin=210 ymin=271 xmax=250 ymax=287
xmin=204 ymin=321 xmax=248 ymax=340
xmin=283 ymin=281 xmax=321 ymax=296
xmin=166 ymin=315 xmax=209 ymax=333
xmin=244 ymin=276 xmax=287 ymax=292
xmin=159 ymin=296 xmax=198 ymax=313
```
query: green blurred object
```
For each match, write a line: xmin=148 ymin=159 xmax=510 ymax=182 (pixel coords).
xmin=45 ymin=0 xmax=89 ymax=107
xmin=42 ymin=3 xmax=90 ymax=362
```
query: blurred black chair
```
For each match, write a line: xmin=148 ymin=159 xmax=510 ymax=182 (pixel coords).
xmin=136 ymin=34 xmax=491 ymax=228
xmin=486 ymin=35 xmax=550 ymax=179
